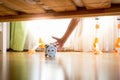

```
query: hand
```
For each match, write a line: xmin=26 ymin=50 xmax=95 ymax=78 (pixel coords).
xmin=52 ymin=36 xmax=65 ymax=50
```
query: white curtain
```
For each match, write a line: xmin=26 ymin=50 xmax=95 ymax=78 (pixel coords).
xmin=0 ymin=22 xmax=10 ymax=50
xmin=24 ymin=19 xmax=71 ymax=50
xmin=64 ymin=16 xmax=117 ymax=52
xmin=24 ymin=16 xmax=118 ymax=52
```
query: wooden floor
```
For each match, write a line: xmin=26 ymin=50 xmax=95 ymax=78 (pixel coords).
xmin=0 ymin=52 xmax=120 ymax=80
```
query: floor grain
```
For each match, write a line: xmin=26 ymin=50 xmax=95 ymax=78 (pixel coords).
xmin=1 ymin=52 xmax=120 ymax=80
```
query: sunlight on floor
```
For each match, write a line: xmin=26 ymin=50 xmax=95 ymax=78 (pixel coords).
xmin=1 ymin=52 xmax=120 ymax=80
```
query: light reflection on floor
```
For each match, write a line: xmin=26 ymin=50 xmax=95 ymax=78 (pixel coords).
xmin=1 ymin=52 xmax=120 ymax=80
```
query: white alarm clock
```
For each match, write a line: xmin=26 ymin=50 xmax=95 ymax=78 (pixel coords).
xmin=45 ymin=44 xmax=57 ymax=57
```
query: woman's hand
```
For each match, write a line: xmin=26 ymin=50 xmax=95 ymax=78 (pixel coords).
xmin=52 ymin=36 xmax=65 ymax=50
xmin=52 ymin=18 xmax=80 ymax=50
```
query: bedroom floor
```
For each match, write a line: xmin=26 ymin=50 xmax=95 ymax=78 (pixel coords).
xmin=0 ymin=52 xmax=120 ymax=80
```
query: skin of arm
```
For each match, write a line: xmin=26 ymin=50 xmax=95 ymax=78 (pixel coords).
xmin=52 ymin=18 xmax=80 ymax=49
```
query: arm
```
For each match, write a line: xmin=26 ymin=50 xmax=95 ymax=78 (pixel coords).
xmin=52 ymin=18 xmax=80 ymax=49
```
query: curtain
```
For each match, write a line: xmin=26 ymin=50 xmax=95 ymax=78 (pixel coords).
xmin=65 ymin=16 xmax=117 ymax=52
xmin=24 ymin=19 xmax=71 ymax=50
xmin=24 ymin=16 xmax=118 ymax=52
xmin=0 ymin=22 xmax=10 ymax=51
xmin=10 ymin=21 xmax=27 ymax=51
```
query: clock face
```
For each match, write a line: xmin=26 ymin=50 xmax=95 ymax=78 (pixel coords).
xmin=45 ymin=44 xmax=57 ymax=57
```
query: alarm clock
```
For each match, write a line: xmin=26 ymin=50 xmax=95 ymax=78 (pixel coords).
xmin=45 ymin=44 xmax=57 ymax=57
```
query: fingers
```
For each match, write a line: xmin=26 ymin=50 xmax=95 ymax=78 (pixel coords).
xmin=52 ymin=36 xmax=61 ymax=45
xmin=52 ymin=36 xmax=59 ymax=40
xmin=52 ymin=41 xmax=58 ymax=45
xmin=57 ymin=46 xmax=62 ymax=50
xmin=51 ymin=36 xmax=64 ymax=50
xmin=57 ymin=45 xmax=64 ymax=51
xmin=52 ymin=41 xmax=62 ymax=49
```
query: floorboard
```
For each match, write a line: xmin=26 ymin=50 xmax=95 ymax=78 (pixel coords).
xmin=1 ymin=52 xmax=120 ymax=80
